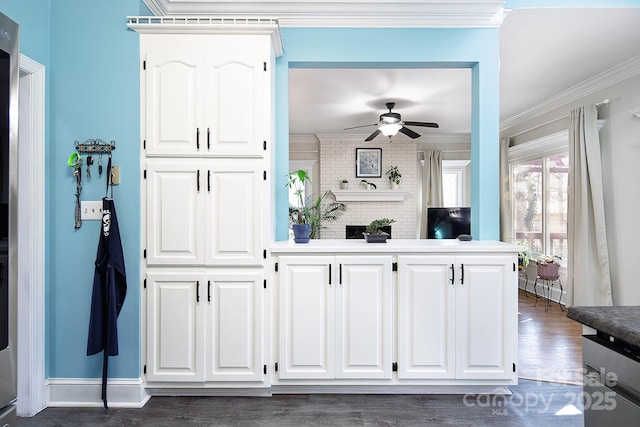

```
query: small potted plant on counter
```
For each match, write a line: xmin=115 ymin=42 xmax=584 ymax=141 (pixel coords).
xmin=340 ymin=179 xmax=349 ymax=189
xmin=363 ymin=218 xmax=395 ymax=243
xmin=286 ymin=169 xmax=312 ymax=243
xmin=386 ymin=165 xmax=401 ymax=189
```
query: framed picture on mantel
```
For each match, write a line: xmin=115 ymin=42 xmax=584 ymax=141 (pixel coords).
xmin=356 ymin=148 xmax=382 ymax=178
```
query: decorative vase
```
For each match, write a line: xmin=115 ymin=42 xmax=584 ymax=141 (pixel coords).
xmin=390 ymin=181 xmax=399 ymax=190
xmin=340 ymin=182 xmax=348 ymax=189
xmin=292 ymin=223 xmax=311 ymax=243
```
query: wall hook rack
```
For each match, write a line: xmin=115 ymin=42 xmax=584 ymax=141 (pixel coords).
xmin=74 ymin=138 xmax=116 ymax=154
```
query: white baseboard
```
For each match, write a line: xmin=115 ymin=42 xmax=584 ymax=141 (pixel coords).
xmin=518 ymin=276 xmax=566 ymax=305
xmin=46 ymin=378 xmax=151 ymax=408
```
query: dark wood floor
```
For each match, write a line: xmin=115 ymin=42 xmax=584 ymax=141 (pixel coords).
xmin=518 ymin=288 xmax=584 ymax=384
xmin=18 ymin=289 xmax=585 ymax=426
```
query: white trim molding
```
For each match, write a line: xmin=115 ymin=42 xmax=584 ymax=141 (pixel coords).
xmin=46 ymin=378 xmax=151 ymax=408
xmin=142 ymin=0 xmax=506 ymax=28
xmin=501 ymin=55 xmax=640 ymax=131
xmin=127 ymin=16 xmax=283 ymax=56
xmin=17 ymin=54 xmax=46 ymax=418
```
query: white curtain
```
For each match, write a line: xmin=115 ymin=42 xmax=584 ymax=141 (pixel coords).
xmin=419 ymin=150 xmax=443 ymax=238
xmin=567 ymin=105 xmax=613 ymax=307
xmin=499 ymin=137 xmax=513 ymax=243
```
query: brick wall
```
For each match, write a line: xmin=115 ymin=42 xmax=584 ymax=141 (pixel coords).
xmin=317 ymin=135 xmax=418 ymax=239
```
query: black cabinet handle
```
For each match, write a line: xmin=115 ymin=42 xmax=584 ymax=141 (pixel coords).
xmin=450 ymin=264 xmax=455 ymax=285
xmin=196 ymin=280 xmax=200 ymax=302
xmin=207 ymin=170 xmax=211 ymax=192
xmin=197 ymin=170 xmax=200 ymax=192
xmin=329 ymin=264 xmax=332 ymax=286
xmin=460 ymin=264 xmax=464 ymax=285
xmin=196 ymin=127 xmax=200 ymax=150
xmin=207 ymin=128 xmax=211 ymax=150
xmin=339 ymin=264 xmax=342 ymax=285
xmin=208 ymin=280 xmax=211 ymax=302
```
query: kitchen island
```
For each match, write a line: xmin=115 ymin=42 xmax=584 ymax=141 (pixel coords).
xmin=269 ymin=239 xmax=520 ymax=394
xmin=568 ymin=306 xmax=640 ymax=425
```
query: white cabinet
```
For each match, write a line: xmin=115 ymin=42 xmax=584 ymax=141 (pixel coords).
xmin=143 ymin=36 xmax=267 ymax=157
xmin=145 ymin=158 xmax=264 ymax=267
xmin=146 ymin=272 xmax=204 ymax=382
xmin=398 ymin=254 xmax=516 ymax=380
xmin=146 ymin=271 xmax=264 ymax=383
xmin=278 ymin=255 xmax=393 ymax=380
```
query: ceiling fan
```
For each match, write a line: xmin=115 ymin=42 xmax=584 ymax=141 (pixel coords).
xmin=344 ymin=102 xmax=439 ymax=141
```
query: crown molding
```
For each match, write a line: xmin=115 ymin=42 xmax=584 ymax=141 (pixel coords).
xmin=501 ymin=55 xmax=640 ymax=131
xmin=142 ymin=0 xmax=506 ymax=28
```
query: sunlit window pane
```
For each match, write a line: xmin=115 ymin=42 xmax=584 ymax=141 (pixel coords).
xmin=513 ymin=159 xmax=543 ymax=253
xmin=442 ymin=171 xmax=460 ymax=207
xmin=547 ymin=153 xmax=569 ymax=260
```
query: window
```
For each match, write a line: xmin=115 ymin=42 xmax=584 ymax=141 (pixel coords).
xmin=510 ymin=132 xmax=569 ymax=261
xmin=442 ymin=160 xmax=470 ymax=207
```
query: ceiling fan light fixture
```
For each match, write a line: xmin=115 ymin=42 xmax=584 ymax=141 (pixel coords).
xmin=378 ymin=123 xmax=402 ymax=137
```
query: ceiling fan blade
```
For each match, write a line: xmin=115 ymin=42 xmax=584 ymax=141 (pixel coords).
xmin=343 ymin=123 xmax=377 ymax=130
xmin=404 ymin=121 xmax=439 ymax=128
xmin=364 ymin=129 xmax=381 ymax=141
xmin=399 ymin=126 xmax=421 ymax=139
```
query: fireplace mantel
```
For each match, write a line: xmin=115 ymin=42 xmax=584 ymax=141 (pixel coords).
xmin=331 ymin=189 xmax=409 ymax=202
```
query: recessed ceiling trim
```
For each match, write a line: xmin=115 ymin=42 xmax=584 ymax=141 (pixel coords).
xmin=143 ymin=0 xmax=506 ymax=28
xmin=501 ymin=55 xmax=640 ymax=131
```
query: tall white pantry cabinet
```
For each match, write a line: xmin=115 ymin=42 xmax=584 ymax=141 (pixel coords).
xmin=132 ymin=20 xmax=282 ymax=391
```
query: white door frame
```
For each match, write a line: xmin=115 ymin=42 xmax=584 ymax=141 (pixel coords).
xmin=17 ymin=54 xmax=46 ymax=417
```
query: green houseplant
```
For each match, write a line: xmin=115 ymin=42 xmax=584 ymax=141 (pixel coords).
xmin=364 ymin=218 xmax=396 ymax=243
xmin=386 ymin=165 xmax=401 ymax=189
xmin=286 ymin=169 xmax=312 ymax=243
xmin=304 ymin=191 xmax=347 ymax=239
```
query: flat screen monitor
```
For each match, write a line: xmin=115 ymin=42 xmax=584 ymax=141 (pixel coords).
xmin=427 ymin=207 xmax=471 ymax=239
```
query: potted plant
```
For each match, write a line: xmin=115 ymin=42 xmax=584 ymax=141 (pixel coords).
xmin=363 ymin=218 xmax=395 ymax=243
xmin=304 ymin=191 xmax=347 ymax=238
xmin=515 ymin=239 xmax=531 ymax=271
xmin=340 ymin=179 xmax=349 ymax=189
xmin=386 ymin=165 xmax=401 ymax=189
xmin=286 ymin=169 xmax=312 ymax=243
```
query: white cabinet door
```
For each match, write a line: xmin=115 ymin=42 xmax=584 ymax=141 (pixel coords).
xmin=146 ymin=272 xmax=204 ymax=382
xmin=397 ymin=256 xmax=455 ymax=379
xmin=146 ymin=159 xmax=204 ymax=265
xmin=336 ymin=256 xmax=392 ymax=379
xmin=204 ymin=50 xmax=265 ymax=157
xmin=204 ymin=159 xmax=264 ymax=266
xmin=144 ymin=49 xmax=203 ymax=156
xmin=143 ymin=36 xmax=267 ymax=158
xmin=278 ymin=256 xmax=335 ymax=379
xmin=205 ymin=271 xmax=264 ymax=382
xmin=455 ymin=255 xmax=516 ymax=380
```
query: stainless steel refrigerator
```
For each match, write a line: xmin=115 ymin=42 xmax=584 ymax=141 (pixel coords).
xmin=0 ymin=10 xmax=19 ymax=427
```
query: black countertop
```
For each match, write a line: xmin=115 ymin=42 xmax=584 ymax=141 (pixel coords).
xmin=567 ymin=306 xmax=640 ymax=348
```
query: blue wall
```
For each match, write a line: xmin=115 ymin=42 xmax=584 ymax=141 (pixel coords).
xmin=275 ymin=28 xmax=501 ymax=241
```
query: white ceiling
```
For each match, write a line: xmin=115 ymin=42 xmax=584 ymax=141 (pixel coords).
xmin=289 ymin=8 xmax=640 ymax=137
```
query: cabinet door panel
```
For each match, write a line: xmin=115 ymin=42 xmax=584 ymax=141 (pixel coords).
xmin=145 ymin=51 xmax=202 ymax=155
xmin=456 ymin=256 xmax=516 ymax=379
xmin=146 ymin=160 xmax=204 ymax=265
xmin=279 ymin=257 xmax=334 ymax=379
xmin=397 ymin=256 xmax=455 ymax=379
xmin=205 ymin=53 xmax=264 ymax=156
xmin=336 ymin=256 xmax=392 ymax=379
xmin=146 ymin=273 xmax=204 ymax=382
xmin=204 ymin=159 xmax=263 ymax=266
xmin=205 ymin=271 xmax=263 ymax=382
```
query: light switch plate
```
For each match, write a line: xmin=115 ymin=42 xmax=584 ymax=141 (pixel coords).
xmin=81 ymin=201 xmax=103 ymax=220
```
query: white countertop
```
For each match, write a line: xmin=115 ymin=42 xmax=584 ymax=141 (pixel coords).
xmin=270 ymin=239 xmax=521 ymax=254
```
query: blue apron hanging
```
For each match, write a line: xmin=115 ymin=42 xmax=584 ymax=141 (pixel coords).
xmin=86 ymin=157 xmax=127 ymax=409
